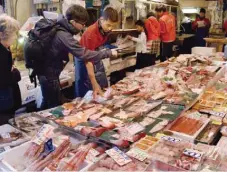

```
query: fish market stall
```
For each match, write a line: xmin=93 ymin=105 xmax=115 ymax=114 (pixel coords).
xmin=2 ymin=52 xmax=227 ymax=171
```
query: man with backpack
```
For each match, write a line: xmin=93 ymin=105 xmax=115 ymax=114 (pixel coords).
xmin=24 ymin=5 xmax=117 ymax=110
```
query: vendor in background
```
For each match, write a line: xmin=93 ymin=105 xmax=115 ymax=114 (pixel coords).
xmin=145 ymin=11 xmax=160 ymax=65
xmin=155 ymin=5 xmax=176 ymax=62
xmin=127 ymin=20 xmax=149 ymax=69
xmin=75 ymin=7 xmax=118 ymax=98
xmin=192 ymin=8 xmax=211 ymax=47
xmin=0 ymin=15 xmax=21 ymax=125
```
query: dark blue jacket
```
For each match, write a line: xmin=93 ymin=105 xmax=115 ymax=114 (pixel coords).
xmin=42 ymin=18 xmax=112 ymax=76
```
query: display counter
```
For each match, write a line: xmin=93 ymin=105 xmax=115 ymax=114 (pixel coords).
xmin=2 ymin=52 xmax=227 ymax=171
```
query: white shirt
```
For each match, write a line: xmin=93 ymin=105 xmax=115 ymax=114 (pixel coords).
xmin=131 ymin=32 xmax=147 ymax=53
xmin=0 ymin=5 xmax=4 ymax=15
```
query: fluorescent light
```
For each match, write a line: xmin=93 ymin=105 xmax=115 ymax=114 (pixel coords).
xmin=182 ymin=8 xmax=198 ymax=14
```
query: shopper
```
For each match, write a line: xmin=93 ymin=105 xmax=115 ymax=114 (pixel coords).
xmin=75 ymin=7 xmax=118 ymax=98
xmin=26 ymin=5 xmax=117 ymax=110
xmin=192 ymin=8 xmax=211 ymax=47
xmin=145 ymin=11 xmax=160 ymax=65
xmin=127 ymin=20 xmax=148 ymax=69
xmin=0 ymin=15 xmax=21 ymax=125
xmin=155 ymin=5 xmax=176 ymax=62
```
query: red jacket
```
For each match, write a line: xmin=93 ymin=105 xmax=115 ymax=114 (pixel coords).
xmin=224 ymin=20 xmax=227 ymax=34
xmin=80 ymin=21 xmax=108 ymax=50
xmin=159 ymin=12 xmax=176 ymax=42
xmin=145 ymin=16 xmax=160 ymax=41
xmin=192 ymin=17 xmax=211 ymax=31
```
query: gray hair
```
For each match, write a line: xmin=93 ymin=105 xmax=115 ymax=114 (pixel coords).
xmin=0 ymin=14 xmax=20 ymax=41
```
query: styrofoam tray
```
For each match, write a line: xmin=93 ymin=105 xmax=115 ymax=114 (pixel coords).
xmin=0 ymin=141 xmax=30 ymax=171
xmin=0 ymin=139 xmax=104 ymax=172
xmin=166 ymin=118 xmax=210 ymax=143
xmin=0 ymin=124 xmax=30 ymax=148
xmin=145 ymin=159 xmax=186 ymax=171
xmin=8 ymin=113 xmax=47 ymax=137
xmin=87 ymin=153 xmax=152 ymax=171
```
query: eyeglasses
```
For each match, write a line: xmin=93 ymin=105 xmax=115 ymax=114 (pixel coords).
xmin=74 ymin=20 xmax=86 ymax=27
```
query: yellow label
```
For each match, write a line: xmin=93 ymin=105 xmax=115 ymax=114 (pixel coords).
xmin=155 ymin=133 xmax=166 ymax=139
xmin=212 ymin=120 xmax=222 ymax=125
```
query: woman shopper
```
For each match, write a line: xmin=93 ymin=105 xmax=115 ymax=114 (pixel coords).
xmin=0 ymin=15 xmax=21 ymax=125
xmin=127 ymin=20 xmax=149 ymax=69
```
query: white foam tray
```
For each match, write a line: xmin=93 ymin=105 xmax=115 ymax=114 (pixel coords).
xmin=0 ymin=124 xmax=30 ymax=148
xmin=166 ymin=118 xmax=210 ymax=143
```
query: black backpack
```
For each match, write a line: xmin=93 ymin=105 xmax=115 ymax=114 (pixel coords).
xmin=24 ymin=18 xmax=61 ymax=71
xmin=24 ymin=18 xmax=60 ymax=86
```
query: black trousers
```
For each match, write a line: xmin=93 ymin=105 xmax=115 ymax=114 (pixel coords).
xmin=0 ymin=109 xmax=14 ymax=125
xmin=160 ymin=42 xmax=174 ymax=62
xmin=136 ymin=53 xmax=155 ymax=69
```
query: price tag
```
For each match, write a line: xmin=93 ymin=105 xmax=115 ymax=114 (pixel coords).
xmin=211 ymin=110 xmax=226 ymax=118
xmin=183 ymin=149 xmax=203 ymax=161
xmin=212 ymin=120 xmax=222 ymax=125
xmin=200 ymin=109 xmax=226 ymax=118
xmin=0 ymin=133 xmax=11 ymax=139
xmin=33 ymin=124 xmax=55 ymax=145
xmin=161 ymin=135 xmax=182 ymax=143
xmin=105 ymin=147 xmax=132 ymax=166
xmin=155 ymin=133 xmax=166 ymax=139
xmin=89 ymin=148 xmax=100 ymax=157
xmin=86 ymin=148 xmax=100 ymax=162
xmin=189 ymin=111 xmax=202 ymax=118
xmin=119 ymin=130 xmax=134 ymax=142
xmin=126 ymin=148 xmax=148 ymax=161
xmin=126 ymin=123 xmax=145 ymax=135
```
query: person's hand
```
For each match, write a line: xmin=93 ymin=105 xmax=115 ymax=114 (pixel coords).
xmin=92 ymin=83 xmax=104 ymax=100
xmin=11 ymin=65 xmax=15 ymax=72
xmin=63 ymin=61 xmax=68 ymax=69
xmin=111 ymin=49 xmax=118 ymax=58
xmin=126 ymin=35 xmax=132 ymax=40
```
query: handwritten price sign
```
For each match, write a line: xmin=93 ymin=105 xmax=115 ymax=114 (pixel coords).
xmin=161 ymin=135 xmax=182 ymax=143
xmin=183 ymin=149 xmax=203 ymax=161
xmin=126 ymin=148 xmax=148 ymax=161
xmin=106 ymin=147 xmax=132 ymax=166
xmin=32 ymin=124 xmax=55 ymax=145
